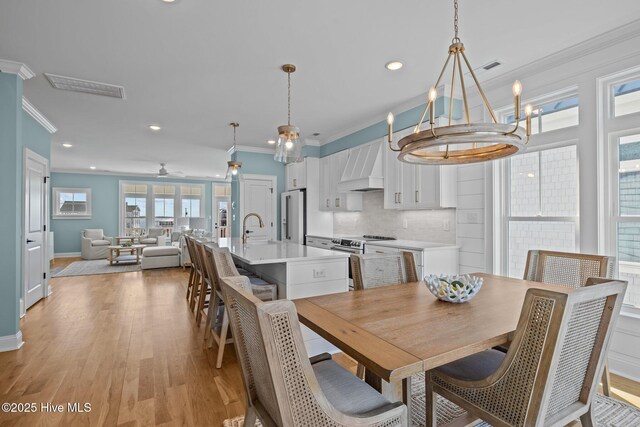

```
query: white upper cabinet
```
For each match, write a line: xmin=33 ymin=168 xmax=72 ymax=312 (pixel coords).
xmin=285 ymin=159 xmax=307 ymax=190
xmin=319 ymin=150 xmax=363 ymax=212
xmin=383 ymin=131 xmax=457 ymax=210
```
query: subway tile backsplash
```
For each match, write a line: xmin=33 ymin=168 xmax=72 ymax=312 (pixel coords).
xmin=333 ymin=192 xmax=456 ymax=243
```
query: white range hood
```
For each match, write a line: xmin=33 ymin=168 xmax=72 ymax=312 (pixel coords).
xmin=337 ymin=141 xmax=384 ymax=192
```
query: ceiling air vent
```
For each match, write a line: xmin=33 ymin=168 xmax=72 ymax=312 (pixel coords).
xmin=482 ymin=60 xmax=502 ymax=71
xmin=44 ymin=73 xmax=126 ymax=99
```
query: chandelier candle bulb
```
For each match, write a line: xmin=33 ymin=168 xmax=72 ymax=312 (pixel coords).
xmin=513 ymin=80 xmax=522 ymax=120
xmin=387 ymin=112 xmax=394 ymax=143
xmin=525 ymin=104 xmax=533 ymax=138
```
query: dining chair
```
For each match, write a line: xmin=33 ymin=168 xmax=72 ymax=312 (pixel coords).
xmin=219 ymin=276 xmax=408 ymax=427
xmin=350 ymin=252 xmax=418 ymax=378
xmin=204 ymin=246 xmax=277 ymax=368
xmin=193 ymin=239 xmax=213 ymax=325
xmin=425 ymin=280 xmax=626 ymax=427
xmin=350 ymin=252 xmax=418 ymax=291
xmin=523 ymin=249 xmax=616 ymax=395
xmin=183 ymin=236 xmax=200 ymax=307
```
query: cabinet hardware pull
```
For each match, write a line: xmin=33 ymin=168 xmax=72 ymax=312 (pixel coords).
xmin=293 ymin=178 xmax=297 ymax=187
xmin=376 ymin=251 xmax=384 ymax=253
xmin=395 ymin=192 xmax=398 ymax=203
xmin=415 ymin=190 xmax=419 ymax=203
xmin=398 ymin=192 xmax=402 ymax=204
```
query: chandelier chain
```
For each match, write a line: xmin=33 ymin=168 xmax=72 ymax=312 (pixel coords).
xmin=453 ymin=0 xmax=460 ymax=42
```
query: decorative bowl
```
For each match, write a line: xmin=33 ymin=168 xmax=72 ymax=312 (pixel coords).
xmin=424 ymin=274 xmax=483 ymax=303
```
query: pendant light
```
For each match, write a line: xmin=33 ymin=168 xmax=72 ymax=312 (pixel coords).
xmin=387 ymin=0 xmax=532 ymax=165
xmin=226 ymin=122 xmax=241 ymax=179
xmin=274 ymin=64 xmax=304 ymax=163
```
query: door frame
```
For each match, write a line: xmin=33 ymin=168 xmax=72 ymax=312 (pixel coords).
xmin=22 ymin=148 xmax=50 ymax=317
xmin=238 ymin=174 xmax=277 ymax=240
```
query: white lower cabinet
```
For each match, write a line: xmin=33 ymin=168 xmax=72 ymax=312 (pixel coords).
xmin=365 ymin=243 xmax=459 ymax=278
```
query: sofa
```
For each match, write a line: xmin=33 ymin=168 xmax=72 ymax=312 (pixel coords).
xmin=141 ymin=246 xmax=181 ymax=269
xmin=139 ymin=228 xmax=167 ymax=246
xmin=81 ymin=229 xmax=113 ymax=260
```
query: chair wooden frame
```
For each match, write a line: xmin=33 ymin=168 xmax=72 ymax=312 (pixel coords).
xmin=523 ymin=249 xmax=616 ymax=395
xmin=202 ymin=245 xmax=242 ymax=368
xmin=220 ymin=277 xmax=408 ymax=427
xmin=350 ymin=252 xmax=418 ymax=291
xmin=183 ymin=236 xmax=199 ymax=307
xmin=426 ymin=281 xmax=627 ymax=427
xmin=191 ymin=239 xmax=211 ymax=324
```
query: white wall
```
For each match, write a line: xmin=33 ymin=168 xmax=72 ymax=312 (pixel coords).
xmin=333 ymin=192 xmax=456 ymax=243
xmin=455 ymin=21 xmax=640 ymax=381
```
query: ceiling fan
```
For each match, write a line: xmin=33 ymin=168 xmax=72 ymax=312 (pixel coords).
xmin=157 ymin=163 xmax=169 ymax=178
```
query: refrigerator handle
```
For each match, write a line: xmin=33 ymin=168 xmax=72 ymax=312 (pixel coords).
xmin=285 ymin=195 xmax=291 ymax=240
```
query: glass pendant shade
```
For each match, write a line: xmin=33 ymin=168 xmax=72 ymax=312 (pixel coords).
xmin=274 ymin=124 xmax=304 ymax=163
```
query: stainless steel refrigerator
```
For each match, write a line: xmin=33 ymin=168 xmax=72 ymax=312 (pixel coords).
xmin=281 ymin=189 xmax=306 ymax=244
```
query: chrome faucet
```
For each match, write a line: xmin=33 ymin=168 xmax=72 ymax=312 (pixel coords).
xmin=242 ymin=212 xmax=264 ymax=244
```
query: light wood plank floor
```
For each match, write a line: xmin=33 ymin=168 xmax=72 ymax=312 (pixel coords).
xmin=1 ymin=265 xmax=638 ymax=426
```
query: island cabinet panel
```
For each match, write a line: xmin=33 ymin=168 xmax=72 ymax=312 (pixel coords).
xmin=287 ymin=259 xmax=347 ymax=285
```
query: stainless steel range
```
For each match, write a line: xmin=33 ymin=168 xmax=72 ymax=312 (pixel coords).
xmin=330 ymin=235 xmax=396 ymax=254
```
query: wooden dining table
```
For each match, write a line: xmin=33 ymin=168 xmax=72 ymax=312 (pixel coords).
xmin=293 ymin=273 xmax=575 ymax=412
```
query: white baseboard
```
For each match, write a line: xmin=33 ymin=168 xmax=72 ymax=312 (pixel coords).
xmin=0 ymin=331 xmax=24 ymax=352
xmin=608 ymin=351 xmax=640 ymax=383
xmin=54 ymin=252 xmax=81 ymax=258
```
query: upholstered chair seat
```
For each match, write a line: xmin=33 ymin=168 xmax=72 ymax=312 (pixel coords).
xmin=81 ymin=229 xmax=113 ymax=260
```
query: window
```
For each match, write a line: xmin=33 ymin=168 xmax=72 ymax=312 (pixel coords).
xmin=505 ymin=95 xmax=579 ymax=135
xmin=505 ymin=145 xmax=579 ymax=277
xmin=53 ymin=188 xmax=92 ymax=218
xmin=610 ymin=133 xmax=640 ymax=308
xmin=119 ymin=181 xmax=205 ymax=236
xmin=601 ymin=67 xmax=640 ymax=309
xmin=180 ymin=185 xmax=202 ymax=217
xmin=122 ymin=183 xmax=148 ymax=236
xmin=613 ymin=78 xmax=640 ymax=117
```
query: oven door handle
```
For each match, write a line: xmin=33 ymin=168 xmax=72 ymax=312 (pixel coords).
xmin=330 ymin=245 xmax=359 ymax=253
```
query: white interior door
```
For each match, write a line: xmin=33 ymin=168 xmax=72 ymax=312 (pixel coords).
xmin=24 ymin=150 xmax=48 ymax=310
xmin=241 ymin=176 xmax=275 ymax=240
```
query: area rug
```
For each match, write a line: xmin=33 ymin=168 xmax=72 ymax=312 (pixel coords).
xmin=223 ymin=372 xmax=640 ymax=426
xmin=52 ymin=260 xmax=141 ymax=277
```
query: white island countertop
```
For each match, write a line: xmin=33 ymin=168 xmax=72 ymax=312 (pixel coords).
xmin=214 ymin=238 xmax=349 ymax=265
xmin=366 ymin=239 xmax=460 ymax=251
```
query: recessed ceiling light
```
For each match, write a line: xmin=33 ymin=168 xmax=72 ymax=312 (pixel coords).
xmin=215 ymin=174 xmax=221 ymax=177
xmin=161 ymin=0 xmax=176 ymax=3
xmin=89 ymin=166 xmax=96 ymax=170
xmin=267 ymin=139 xmax=276 ymax=145
xmin=312 ymin=132 xmax=321 ymax=137
xmin=385 ymin=61 xmax=403 ymax=71
xmin=62 ymin=143 xmax=73 ymax=148
xmin=149 ymin=125 xmax=161 ymax=131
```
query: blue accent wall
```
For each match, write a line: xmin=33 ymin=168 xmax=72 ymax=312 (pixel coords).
xmin=23 ymin=112 xmax=51 ymax=159
xmin=50 ymin=173 xmax=217 ymax=254
xmin=230 ymin=151 xmax=285 ymax=238
xmin=0 ymin=72 xmax=23 ymax=338
xmin=321 ymin=96 xmax=460 ymax=157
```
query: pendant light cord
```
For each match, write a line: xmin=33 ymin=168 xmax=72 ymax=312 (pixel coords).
xmin=453 ymin=0 xmax=460 ymax=43
xmin=287 ymin=70 xmax=292 ymax=126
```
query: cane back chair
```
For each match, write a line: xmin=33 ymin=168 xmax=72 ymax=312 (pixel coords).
xmin=350 ymin=252 xmax=418 ymax=291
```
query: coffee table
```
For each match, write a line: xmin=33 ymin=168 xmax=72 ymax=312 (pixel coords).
xmin=108 ymin=244 xmax=146 ymax=265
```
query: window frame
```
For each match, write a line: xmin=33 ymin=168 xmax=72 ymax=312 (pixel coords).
xmin=494 ymin=87 xmax=581 ymax=277
xmin=52 ymin=187 xmax=92 ymax=219
xmin=118 ymin=180 xmax=205 ymax=236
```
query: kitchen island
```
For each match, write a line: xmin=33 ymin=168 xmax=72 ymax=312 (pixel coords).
xmin=211 ymin=238 xmax=350 ymax=355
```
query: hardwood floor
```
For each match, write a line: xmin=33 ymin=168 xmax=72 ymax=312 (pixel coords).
xmin=0 ymin=267 xmax=246 ymax=426
xmin=1 ymin=264 xmax=638 ymax=426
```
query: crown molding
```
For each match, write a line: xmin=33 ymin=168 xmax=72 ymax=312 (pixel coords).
xmin=229 ymin=145 xmax=277 ymax=155
xmin=322 ymin=19 xmax=640 ymax=146
xmin=50 ymin=168 xmax=225 ymax=182
xmin=304 ymin=138 xmax=321 ymax=147
xmin=481 ymin=18 xmax=640 ymax=92
xmin=0 ymin=59 xmax=35 ymax=80
xmin=321 ymin=92 xmax=427 ymax=145
xmin=22 ymin=97 xmax=57 ymax=133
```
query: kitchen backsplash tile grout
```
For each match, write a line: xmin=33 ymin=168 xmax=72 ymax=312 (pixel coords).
xmin=333 ymin=192 xmax=456 ymax=243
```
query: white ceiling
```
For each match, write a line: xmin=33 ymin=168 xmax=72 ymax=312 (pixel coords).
xmin=2 ymin=0 xmax=640 ymax=178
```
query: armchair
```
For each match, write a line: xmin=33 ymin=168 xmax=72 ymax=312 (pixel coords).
xmin=81 ymin=229 xmax=113 ymax=260
xmin=139 ymin=228 xmax=167 ymax=246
